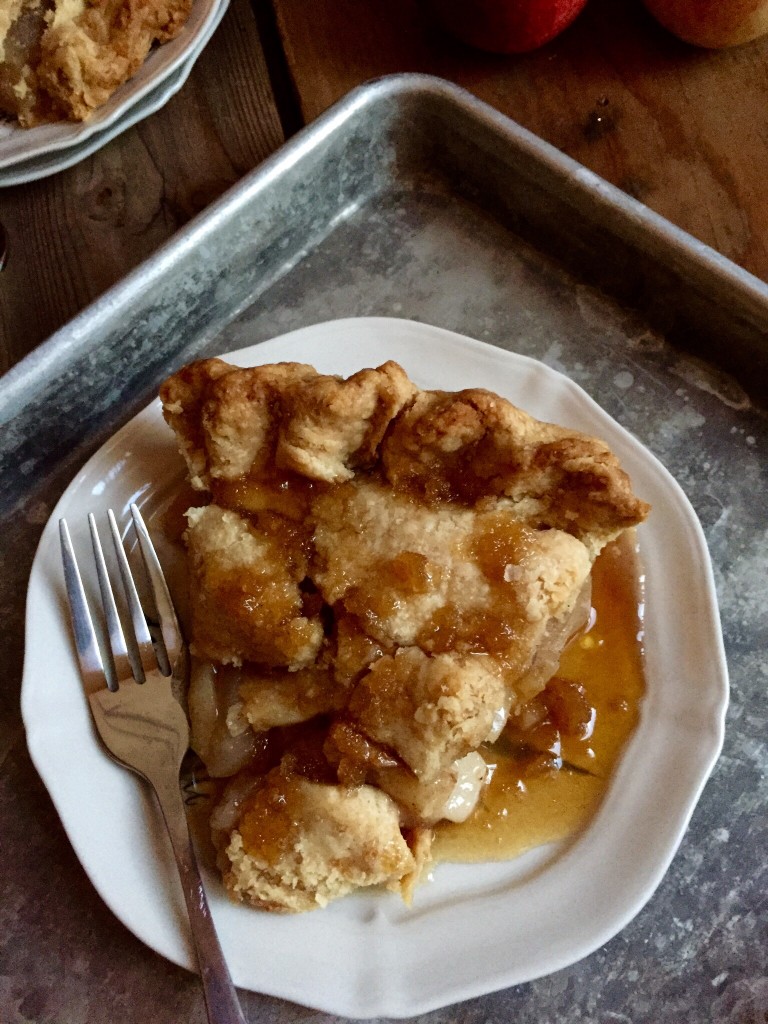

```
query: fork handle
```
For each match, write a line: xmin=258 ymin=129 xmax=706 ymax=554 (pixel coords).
xmin=150 ymin=773 xmax=249 ymax=1024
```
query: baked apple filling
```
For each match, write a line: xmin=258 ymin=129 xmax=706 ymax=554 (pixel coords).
xmin=160 ymin=357 xmax=649 ymax=912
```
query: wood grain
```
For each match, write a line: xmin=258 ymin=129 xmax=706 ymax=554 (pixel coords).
xmin=0 ymin=0 xmax=284 ymax=374
xmin=272 ymin=0 xmax=768 ymax=286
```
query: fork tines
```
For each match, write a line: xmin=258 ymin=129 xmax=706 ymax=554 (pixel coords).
xmin=59 ymin=505 xmax=181 ymax=691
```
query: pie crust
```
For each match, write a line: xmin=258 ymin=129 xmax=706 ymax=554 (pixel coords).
xmin=160 ymin=357 xmax=650 ymax=912
xmin=0 ymin=0 xmax=192 ymax=125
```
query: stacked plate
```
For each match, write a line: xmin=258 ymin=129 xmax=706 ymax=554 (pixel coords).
xmin=0 ymin=0 xmax=228 ymax=186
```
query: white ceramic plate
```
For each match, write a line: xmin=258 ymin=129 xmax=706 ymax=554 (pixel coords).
xmin=21 ymin=318 xmax=729 ymax=1018
xmin=0 ymin=0 xmax=224 ymax=172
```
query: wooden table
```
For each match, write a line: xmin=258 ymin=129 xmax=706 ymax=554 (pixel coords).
xmin=3 ymin=0 xmax=768 ymax=374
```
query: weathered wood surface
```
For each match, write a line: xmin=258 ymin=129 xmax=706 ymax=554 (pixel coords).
xmin=273 ymin=0 xmax=768 ymax=288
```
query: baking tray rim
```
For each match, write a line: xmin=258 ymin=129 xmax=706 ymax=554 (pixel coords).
xmin=4 ymin=71 xmax=768 ymax=422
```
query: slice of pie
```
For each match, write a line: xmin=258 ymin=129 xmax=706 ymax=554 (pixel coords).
xmin=160 ymin=356 xmax=650 ymax=912
xmin=0 ymin=0 xmax=192 ymax=126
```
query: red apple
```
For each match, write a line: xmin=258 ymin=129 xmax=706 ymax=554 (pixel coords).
xmin=425 ymin=0 xmax=590 ymax=54
xmin=642 ymin=0 xmax=768 ymax=47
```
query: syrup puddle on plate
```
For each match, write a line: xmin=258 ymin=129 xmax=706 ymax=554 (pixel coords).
xmin=433 ymin=530 xmax=645 ymax=864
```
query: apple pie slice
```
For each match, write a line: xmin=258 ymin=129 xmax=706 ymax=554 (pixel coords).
xmin=160 ymin=356 xmax=650 ymax=912
xmin=0 ymin=0 xmax=192 ymax=126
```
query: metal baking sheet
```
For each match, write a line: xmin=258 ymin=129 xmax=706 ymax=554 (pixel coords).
xmin=2 ymin=74 xmax=766 ymax=1023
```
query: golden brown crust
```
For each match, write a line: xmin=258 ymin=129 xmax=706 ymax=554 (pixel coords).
xmin=276 ymin=361 xmax=417 ymax=482
xmin=238 ymin=666 xmax=348 ymax=733
xmin=345 ymin=648 xmax=509 ymax=781
xmin=222 ymin=768 xmax=415 ymax=913
xmin=380 ymin=387 xmax=649 ymax=554
xmin=162 ymin=360 xmax=649 ymax=544
xmin=160 ymin=356 xmax=650 ymax=911
xmin=159 ymin=358 xmax=237 ymax=490
xmin=0 ymin=0 xmax=193 ymax=126
xmin=161 ymin=358 xmax=417 ymax=488
xmin=184 ymin=503 xmax=322 ymax=670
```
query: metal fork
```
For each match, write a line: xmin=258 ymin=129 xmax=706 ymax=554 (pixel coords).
xmin=59 ymin=504 xmax=247 ymax=1024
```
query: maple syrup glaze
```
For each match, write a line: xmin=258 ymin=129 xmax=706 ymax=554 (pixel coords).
xmin=432 ymin=530 xmax=645 ymax=862
xmin=158 ymin=478 xmax=645 ymax=866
